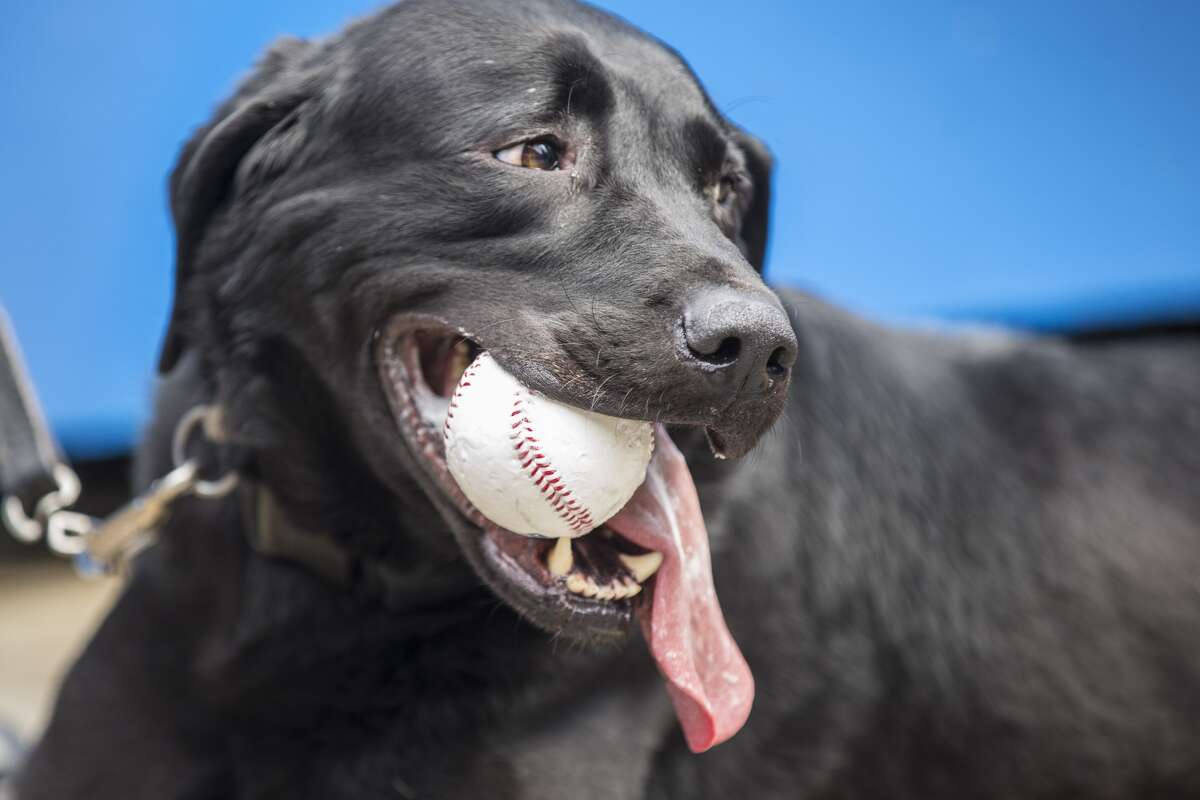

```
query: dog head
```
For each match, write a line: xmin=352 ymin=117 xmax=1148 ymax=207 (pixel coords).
xmin=160 ymin=0 xmax=793 ymax=733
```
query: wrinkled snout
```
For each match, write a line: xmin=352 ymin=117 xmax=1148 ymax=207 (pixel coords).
xmin=677 ymin=288 xmax=797 ymax=400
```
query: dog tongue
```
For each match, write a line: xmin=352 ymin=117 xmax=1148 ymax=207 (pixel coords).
xmin=605 ymin=425 xmax=754 ymax=752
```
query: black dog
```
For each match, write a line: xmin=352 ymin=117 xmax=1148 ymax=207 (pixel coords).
xmin=18 ymin=0 xmax=1200 ymax=797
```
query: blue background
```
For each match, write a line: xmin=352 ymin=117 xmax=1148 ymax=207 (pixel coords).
xmin=2 ymin=1 xmax=1198 ymax=457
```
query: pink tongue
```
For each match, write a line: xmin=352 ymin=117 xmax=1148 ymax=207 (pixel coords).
xmin=605 ymin=425 xmax=754 ymax=752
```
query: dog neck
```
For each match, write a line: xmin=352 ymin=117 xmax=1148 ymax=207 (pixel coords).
xmin=135 ymin=350 xmax=484 ymax=619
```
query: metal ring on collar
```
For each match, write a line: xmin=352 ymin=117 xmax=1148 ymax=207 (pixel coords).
xmin=170 ymin=405 xmax=239 ymax=499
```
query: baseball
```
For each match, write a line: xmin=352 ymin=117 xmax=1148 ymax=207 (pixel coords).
xmin=443 ymin=352 xmax=654 ymax=539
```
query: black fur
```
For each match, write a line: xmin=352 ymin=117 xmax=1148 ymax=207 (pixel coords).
xmin=18 ymin=0 xmax=1200 ymax=797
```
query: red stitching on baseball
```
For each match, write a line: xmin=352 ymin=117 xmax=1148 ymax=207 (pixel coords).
xmin=445 ymin=352 xmax=595 ymax=534
xmin=510 ymin=390 xmax=595 ymax=532
xmin=443 ymin=352 xmax=487 ymax=439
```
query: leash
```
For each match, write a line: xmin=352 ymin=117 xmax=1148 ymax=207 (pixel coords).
xmin=0 ymin=307 xmax=78 ymax=546
xmin=2 ymin=307 xmax=470 ymax=614
xmin=1 ymin=305 xmax=470 ymax=608
xmin=0 ymin=304 xmax=238 ymax=575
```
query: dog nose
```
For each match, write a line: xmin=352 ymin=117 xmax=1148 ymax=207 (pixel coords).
xmin=679 ymin=289 xmax=797 ymax=393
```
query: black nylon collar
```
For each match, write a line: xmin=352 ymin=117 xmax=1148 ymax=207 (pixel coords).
xmin=239 ymin=481 xmax=473 ymax=613
xmin=0 ymin=316 xmax=471 ymax=611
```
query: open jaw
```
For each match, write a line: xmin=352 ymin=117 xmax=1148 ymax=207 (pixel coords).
xmin=377 ymin=319 xmax=755 ymax=753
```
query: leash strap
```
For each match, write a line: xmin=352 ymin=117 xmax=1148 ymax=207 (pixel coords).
xmin=0 ymin=310 xmax=238 ymax=570
xmin=68 ymin=405 xmax=239 ymax=574
xmin=0 ymin=305 xmax=79 ymax=542
xmin=0 ymin=312 xmax=466 ymax=607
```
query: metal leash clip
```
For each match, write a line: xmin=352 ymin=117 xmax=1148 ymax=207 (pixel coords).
xmin=2 ymin=309 xmax=237 ymax=574
xmin=2 ymin=462 xmax=81 ymax=545
xmin=50 ymin=460 xmax=199 ymax=576
xmin=18 ymin=405 xmax=238 ymax=577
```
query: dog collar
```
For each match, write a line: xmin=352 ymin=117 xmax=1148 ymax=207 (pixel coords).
xmin=1 ymin=319 xmax=470 ymax=610
xmin=240 ymin=481 xmax=473 ymax=613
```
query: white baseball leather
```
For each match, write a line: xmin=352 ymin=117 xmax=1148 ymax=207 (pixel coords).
xmin=443 ymin=352 xmax=654 ymax=539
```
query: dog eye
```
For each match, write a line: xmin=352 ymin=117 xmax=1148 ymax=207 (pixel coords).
xmin=495 ymin=139 xmax=561 ymax=171
xmin=711 ymin=172 xmax=748 ymax=237
xmin=716 ymin=176 xmax=736 ymax=207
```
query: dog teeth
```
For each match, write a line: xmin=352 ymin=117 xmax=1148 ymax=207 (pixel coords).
xmin=562 ymin=572 xmax=643 ymax=602
xmin=618 ymin=551 xmax=663 ymax=583
xmin=547 ymin=537 xmax=573 ymax=577
xmin=557 ymin=548 xmax=660 ymax=601
xmin=447 ymin=339 xmax=473 ymax=385
xmin=609 ymin=578 xmax=641 ymax=600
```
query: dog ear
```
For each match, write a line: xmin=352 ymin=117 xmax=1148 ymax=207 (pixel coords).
xmin=159 ymin=38 xmax=317 ymax=373
xmin=732 ymin=130 xmax=773 ymax=273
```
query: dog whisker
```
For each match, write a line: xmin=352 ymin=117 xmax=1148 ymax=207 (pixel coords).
xmin=720 ymin=95 xmax=772 ymax=115
xmin=558 ymin=371 xmax=593 ymax=394
xmin=589 ymin=296 xmax=608 ymax=336
xmin=557 ymin=277 xmax=584 ymax=319
xmin=617 ymin=386 xmax=635 ymax=417
xmin=469 ymin=316 xmax=524 ymax=336
xmin=590 ymin=374 xmax=617 ymax=410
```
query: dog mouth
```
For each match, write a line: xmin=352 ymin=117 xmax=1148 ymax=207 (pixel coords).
xmin=378 ymin=319 xmax=754 ymax=753
xmin=381 ymin=327 xmax=660 ymax=607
